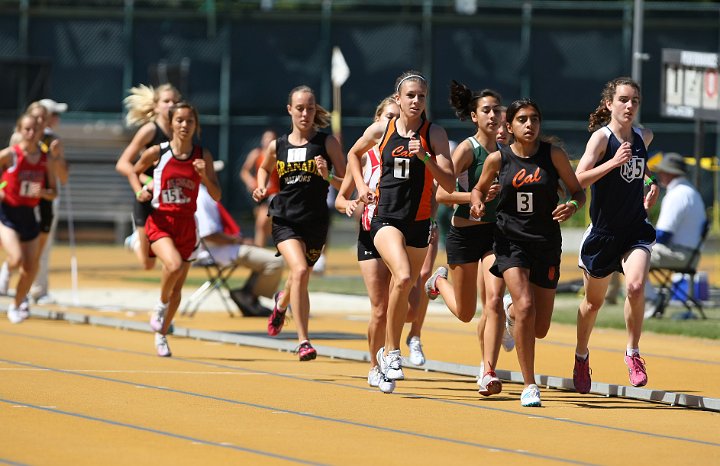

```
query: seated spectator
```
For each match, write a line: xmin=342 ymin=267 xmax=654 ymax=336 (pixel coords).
xmin=645 ymin=152 xmax=706 ymax=317
xmin=196 ymin=162 xmax=285 ymax=317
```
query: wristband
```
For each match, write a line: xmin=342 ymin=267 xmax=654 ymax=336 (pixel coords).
xmin=135 ymin=189 xmax=143 ymax=199
xmin=644 ymin=175 xmax=657 ymax=187
xmin=328 ymin=173 xmax=334 ymax=181
xmin=422 ymin=153 xmax=430 ymax=164
xmin=143 ymin=177 xmax=153 ymax=186
xmin=567 ymin=200 xmax=579 ymax=211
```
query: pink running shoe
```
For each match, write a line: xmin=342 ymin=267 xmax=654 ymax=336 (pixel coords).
xmin=297 ymin=341 xmax=317 ymax=361
xmin=573 ymin=353 xmax=592 ymax=394
xmin=267 ymin=291 xmax=287 ymax=336
xmin=624 ymin=353 xmax=648 ymax=387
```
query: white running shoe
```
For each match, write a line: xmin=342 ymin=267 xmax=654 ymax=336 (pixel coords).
xmin=502 ymin=294 xmax=516 ymax=352
xmin=0 ymin=261 xmax=10 ymax=296
xmin=407 ymin=336 xmax=425 ymax=366
xmin=154 ymin=333 xmax=172 ymax=357
xmin=35 ymin=294 xmax=56 ymax=305
xmin=7 ymin=303 xmax=24 ymax=324
xmin=478 ymin=370 xmax=502 ymax=396
xmin=368 ymin=366 xmax=383 ymax=387
xmin=124 ymin=231 xmax=138 ymax=251
xmin=520 ymin=384 xmax=542 ymax=407
xmin=150 ymin=302 xmax=168 ymax=332
xmin=377 ymin=347 xmax=404 ymax=381
xmin=378 ymin=375 xmax=396 ymax=394
xmin=424 ymin=266 xmax=448 ymax=300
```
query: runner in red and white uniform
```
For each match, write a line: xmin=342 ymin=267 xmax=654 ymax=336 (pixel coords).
xmin=0 ymin=113 xmax=56 ymax=323
xmin=134 ymin=101 xmax=221 ymax=357
xmin=336 ymin=96 xmax=399 ymax=391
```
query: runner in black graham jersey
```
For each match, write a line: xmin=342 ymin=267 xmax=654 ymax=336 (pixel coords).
xmin=347 ymin=70 xmax=455 ymax=392
xmin=253 ymin=85 xmax=345 ymax=362
xmin=470 ymin=98 xmax=585 ymax=407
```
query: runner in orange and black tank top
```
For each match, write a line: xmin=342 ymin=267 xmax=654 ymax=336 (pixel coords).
xmin=375 ymin=116 xmax=435 ymax=222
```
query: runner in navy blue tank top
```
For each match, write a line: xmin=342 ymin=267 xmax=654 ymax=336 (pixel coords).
xmin=572 ymin=77 xmax=660 ymax=393
xmin=253 ymin=85 xmax=345 ymax=362
xmin=470 ymin=99 xmax=585 ymax=407
xmin=347 ymin=70 xmax=455 ymax=391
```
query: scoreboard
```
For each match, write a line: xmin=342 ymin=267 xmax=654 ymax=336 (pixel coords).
xmin=661 ymin=48 xmax=720 ymax=121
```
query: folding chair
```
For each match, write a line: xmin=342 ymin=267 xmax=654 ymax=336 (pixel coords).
xmin=648 ymin=221 xmax=709 ymax=319
xmin=181 ymin=238 xmax=240 ymax=318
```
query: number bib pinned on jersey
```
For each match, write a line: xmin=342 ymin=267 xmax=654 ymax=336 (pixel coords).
xmin=161 ymin=187 xmax=190 ymax=204
xmin=517 ymin=192 xmax=534 ymax=213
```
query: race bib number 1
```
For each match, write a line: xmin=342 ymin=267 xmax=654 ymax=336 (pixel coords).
xmin=19 ymin=180 xmax=42 ymax=198
xmin=393 ymin=158 xmax=410 ymax=179
xmin=517 ymin=192 xmax=533 ymax=213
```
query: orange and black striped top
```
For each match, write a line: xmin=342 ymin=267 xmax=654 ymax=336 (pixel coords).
xmin=375 ymin=117 xmax=434 ymax=221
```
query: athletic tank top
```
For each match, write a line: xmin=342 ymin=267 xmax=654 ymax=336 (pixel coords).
xmin=150 ymin=142 xmax=203 ymax=215
xmin=454 ymin=136 xmax=498 ymax=223
xmin=39 ymin=131 xmax=56 ymax=154
xmin=254 ymin=149 xmax=280 ymax=196
xmin=495 ymin=141 xmax=560 ymax=243
xmin=143 ymin=122 xmax=171 ymax=177
xmin=376 ymin=117 xmax=435 ymax=221
xmin=360 ymin=146 xmax=382 ymax=231
xmin=1 ymin=145 xmax=49 ymax=208
xmin=269 ymin=132 xmax=331 ymax=223
xmin=589 ymin=127 xmax=649 ymax=232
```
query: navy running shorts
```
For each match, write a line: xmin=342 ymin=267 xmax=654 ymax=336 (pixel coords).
xmin=579 ymin=222 xmax=655 ymax=278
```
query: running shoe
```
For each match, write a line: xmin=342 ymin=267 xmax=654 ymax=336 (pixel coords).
xmin=149 ymin=302 xmax=167 ymax=332
xmin=624 ymin=353 xmax=648 ymax=387
xmin=478 ymin=370 xmax=502 ymax=396
xmin=424 ymin=266 xmax=448 ymax=300
xmin=368 ymin=366 xmax=383 ymax=387
xmin=6 ymin=303 xmax=24 ymax=324
xmin=376 ymin=347 xmax=404 ymax=381
xmin=520 ymin=384 xmax=542 ymax=407
xmin=154 ymin=333 xmax=172 ymax=357
xmin=267 ymin=291 xmax=288 ymax=336
xmin=378 ymin=375 xmax=396 ymax=394
xmin=502 ymin=293 xmax=515 ymax=352
xmin=407 ymin=336 xmax=425 ymax=366
xmin=573 ymin=353 xmax=592 ymax=394
xmin=297 ymin=341 xmax=317 ymax=361
xmin=34 ymin=294 xmax=56 ymax=305
xmin=124 ymin=230 xmax=138 ymax=251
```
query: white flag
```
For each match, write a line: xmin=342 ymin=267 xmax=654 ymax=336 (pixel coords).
xmin=331 ymin=47 xmax=350 ymax=87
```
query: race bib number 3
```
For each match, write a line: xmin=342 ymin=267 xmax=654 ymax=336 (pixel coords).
xmin=517 ymin=192 xmax=534 ymax=213
xmin=161 ymin=187 xmax=189 ymax=204
xmin=393 ymin=157 xmax=410 ymax=179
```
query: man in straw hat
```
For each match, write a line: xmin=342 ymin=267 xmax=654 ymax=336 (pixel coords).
xmin=644 ymin=152 xmax=706 ymax=318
